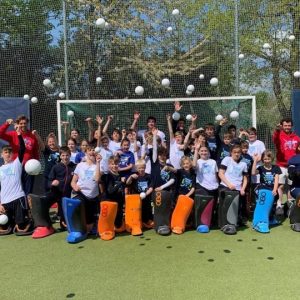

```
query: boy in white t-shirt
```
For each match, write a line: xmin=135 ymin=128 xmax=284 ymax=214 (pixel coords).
xmin=167 ymin=113 xmax=189 ymax=170
xmin=102 ymin=115 xmax=121 ymax=154
xmin=71 ymin=144 xmax=101 ymax=233
xmin=0 ymin=129 xmax=32 ymax=235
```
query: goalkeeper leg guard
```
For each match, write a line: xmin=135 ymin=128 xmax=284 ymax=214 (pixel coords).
xmin=98 ymin=201 xmax=118 ymax=241
xmin=125 ymin=195 xmax=142 ymax=236
xmin=171 ymin=195 xmax=194 ymax=234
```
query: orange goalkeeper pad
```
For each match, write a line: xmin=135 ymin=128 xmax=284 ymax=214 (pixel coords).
xmin=171 ymin=195 xmax=194 ymax=234
xmin=125 ymin=194 xmax=142 ymax=236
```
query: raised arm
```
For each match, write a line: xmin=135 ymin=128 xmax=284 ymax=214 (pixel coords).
xmin=85 ymin=117 xmax=94 ymax=143
xmin=130 ymin=111 xmax=140 ymax=131
xmin=152 ymin=129 xmax=158 ymax=163
xmin=16 ymin=127 xmax=25 ymax=163
xmin=102 ymin=115 xmax=113 ymax=136
xmin=167 ymin=113 xmax=174 ymax=141
xmin=0 ymin=119 xmax=14 ymax=143
xmin=95 ymin=115 xmax=103 ymax=147
xmin=32 ymin=130 xmax=45 ymax=152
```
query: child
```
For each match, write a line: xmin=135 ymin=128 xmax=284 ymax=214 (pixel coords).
xmin=176 ymin=156 xmax=196 ymax=198
xmin=102 ymin=115 xmax=121 ymax=154
xmin=101 ymin=156 xmax=127 ymax=231
xmin=71 ymin=144 xmax=101 ymax=233
xmin=75 ymin=139 xmax=89 ymax=164
xmin=117 ymin=138 xmax=135 ymax=179
xmin=219 ymin=144 xmax=248 ymax=194
xmin=29 ymin=146 xmax=77 ymax=237
xmin=67 ymin=138 xmax=79 ymax=164
xmin=127 ymin=129 xmax=141 ymax=161
xmin=204 ymin=123 xmax=218 ymax=160
xmin=193 ymin=144 xmax=219 ymax=196
xmin=216 ymin=132 xmax=233 ymax=166
xmin=126 ymin=159 xmax=154 ymax=228
xmin=99 ymin=136 xmax=113 ymax=174
xmin=35 ymin=132 xmax=60 ymax=192
xmin=167 ymin=113 xmax=190 ymax=170
xmin=252 ymin=151 xmax=281 ymax=223
xmin=218 ymin=144 xmax=248 ymax=234
xmin=0 ymin=128 xmax=32 ymax=235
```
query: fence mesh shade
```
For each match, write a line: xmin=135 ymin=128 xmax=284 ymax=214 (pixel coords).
xmin=1 ymin=0 xmax=299 ymax=151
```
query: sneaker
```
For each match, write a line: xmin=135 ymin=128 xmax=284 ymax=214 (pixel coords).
xmin=197 ymin=225 xmax=209 ymax=233
xmin=269 ymin=218 xmax=280 ymax=226
xmin=32 ymin=226 xmax=55 ymax=239
xmin=157 ymin=225 xmax=170 ymax=236
xmin=275 ymin=206 xmax=284 ymax=217
xmin=143 ymin=220 xmax=154 ymax=229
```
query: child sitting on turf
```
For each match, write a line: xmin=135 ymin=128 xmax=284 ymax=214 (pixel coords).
xmin=193 ymin=143 xmax=219 ymax=199
xmin=126 ymin=159 xmax=154 ymax=228
xmin=176 ymin=156 xmax=196 ymax=198
xmin=71 ymin=144 xmax=101 ymax=233
xmin=252 ymin=151 xmax=281 ymax=223
xmin=0 ymin=127 xmax=32 ymax=235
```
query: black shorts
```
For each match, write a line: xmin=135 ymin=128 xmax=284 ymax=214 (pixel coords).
xmin=2 ymin=197 xmax=30 ymax=226
xmin=72 ymin=192 xmax=99 ymax=224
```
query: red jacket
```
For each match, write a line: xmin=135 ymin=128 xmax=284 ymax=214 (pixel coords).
xmin=272 ymin=129 xmax=300 ymax=167
xmin=0 ymin=122 xmax=39 ymax=164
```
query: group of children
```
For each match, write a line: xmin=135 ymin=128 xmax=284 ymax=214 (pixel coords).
xmin=1 ymin=101 xmax=300 ymax=241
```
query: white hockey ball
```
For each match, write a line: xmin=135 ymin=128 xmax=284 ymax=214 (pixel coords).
xmin=186 ymin=90 xmax=193 ymax=96
xmin=230 ymin=110 xmax=239 ymax=120
xmin=172 ymin=9 xmax=180 ymax=16
xmin=215 ymin=114 xmax=223 ymax=121
xmin=288 ymin=35 xmax=295 ymax=41
xmin=294 ymin=71 xmax=300 ymax=78
xmin=25 ymin=159 xmax=42 ymax=175
xmin=59 ymin=92 xmax=65 ymax=99
xmin=263 ymin=43 xmax=271 ymax=49
xmin=96 ymin=77 xmax=102 ymax=84
xmin=31 ymin=97 xmax=38 ymax=104
xmin=199 ymin=74 xmax=205 ymax=80
xmin=186 ymin=114 xmax=192 ymax=121
xmin=95 ymin=18 xmax=106 ymax=28
xmin=95 ymin=147 xmax=101 ymax=153
xmin=43 ymin=78 xmax=52 ymax=88
xmin=140 ymin=192 xmax=146 ymax=199
xmin=161 ymin=78 xmax=170 ymax=87
xmin=187 ymin=84 xmax=195 ymax=92
xmin=210 ymin=77 xmax=219 ymax=86
xmin=0 ymin=214 xmax=8 ymax=225
xmin=238 ymin=53 xmax=245 ymax=59
xmin=172 ymin=112 xmax=180 ymax=121
xmin=23 ymin=94 xmax=30 ymax=101
xmin=135 ymin=86 xmax=144 ymax=96
xmin=167 ymin=26 xmax=173 ymax=32
xmin=67 ymin=110 xmax=74 ymax=117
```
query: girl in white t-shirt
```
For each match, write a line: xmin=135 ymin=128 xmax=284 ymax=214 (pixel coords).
xmin=218 ymin=144 xmax=248 ymax=194
xmin=71 ymin=145 xmax=101 ymax=232
xmin=193 ymin=144 xmax=219 ymax=197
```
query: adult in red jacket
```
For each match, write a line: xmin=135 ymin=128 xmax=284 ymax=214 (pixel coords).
xmin=272 ymin=117 xmax=300 ymax=208
xmin=0 ymin=115 xmax=39 ymax=195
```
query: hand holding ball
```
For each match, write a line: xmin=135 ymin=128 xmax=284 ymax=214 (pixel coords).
xmin=25 ymin=159 xmax=42 ymax=176
xmin=140 ymin=192 xmax=146 ymax=199
xmin=0 ymin=214 xmax=8 ymax=225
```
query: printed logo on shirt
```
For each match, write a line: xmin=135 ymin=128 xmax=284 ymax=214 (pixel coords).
xmin=0 ymin=166 xmax=15 ymax=178
xmin=208 ymin=141 xmax=217 ymax=151
xmin=160 ymin=169 xmax=170 ymax=182
xmin=138 ymin=180 xmax=148 ymax=192
xmin=24 ymin=137 xmax=33 ymax=150
xmin=202 ymin=163 xmax=213 ymax=174
xmin=228 ymin=165 xmax=243 ymax=177
xmin=119 ymin=155 xmax=129 ymax=167
xmin=284 ymin=140 xmax=298 ymax=151
xmin=263 ymin=172 xmax=274 ymax=185
xmin=180 ymin=177 xmax=192 ymax=190
xmin=83 ymin=169 xmax=94 ymax=180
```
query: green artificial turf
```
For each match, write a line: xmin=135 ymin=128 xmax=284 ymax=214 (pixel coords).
xmin=2 ymin=221 xmax=300 ymax=300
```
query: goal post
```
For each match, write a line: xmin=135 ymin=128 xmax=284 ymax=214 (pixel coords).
xmin=57 ymin=96 xmax=256 ymax=146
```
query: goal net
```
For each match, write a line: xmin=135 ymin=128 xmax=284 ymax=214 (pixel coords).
xmin=57 ymin=96 xmax=256 ymax=146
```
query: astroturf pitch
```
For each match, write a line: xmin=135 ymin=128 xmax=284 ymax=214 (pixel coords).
xmin=2 ymin=220 xmax=299 ymax=300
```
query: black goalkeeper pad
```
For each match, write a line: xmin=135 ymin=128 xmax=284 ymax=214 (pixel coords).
xmin=153 ymin=190 xmax=172 ymax=232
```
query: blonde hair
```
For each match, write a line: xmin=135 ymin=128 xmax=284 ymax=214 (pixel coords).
xmin=135 ymin=159 xmax=146 ymax=168
xmin=180 ymin=156 xmax=192 ymax=167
